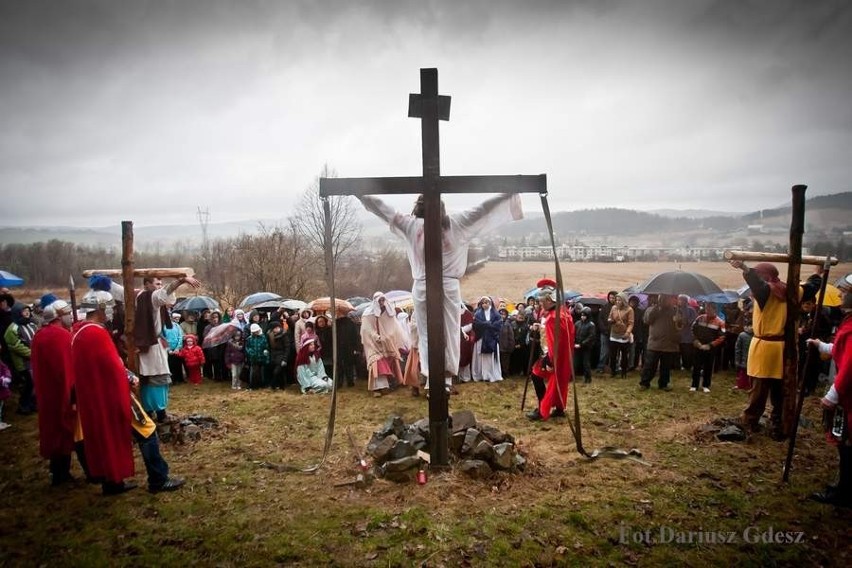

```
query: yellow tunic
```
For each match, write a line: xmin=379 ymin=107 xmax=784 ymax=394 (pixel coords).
xmin=746 ymin=294 xmax=786 ymax=380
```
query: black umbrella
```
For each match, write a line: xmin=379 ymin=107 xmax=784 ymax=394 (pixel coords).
xmin=174 ymin=295 xmax=220 ymax=312
xmin=636 ymin=271 xmax=723 ymax=297
xmin=576 ymin=296 xmax=608 ymax=306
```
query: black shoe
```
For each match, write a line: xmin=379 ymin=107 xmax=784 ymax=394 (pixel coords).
xmin=551 ymin=408 xmax=566 ymax=418
xmin=584 ymin=377 xmax=591 ymax=384
xmin=639 ymin=383 xmax=650 ymax=390
xmin=660 ymin=385 xmax=672 ymax=392
xmin=526 ymin=408 xmax=543 ymax=421
xmin=149 ymin=477 xmax=185 ymax=493
xmin=102 ymin=480 xmax=138 ymax=496
xmin=809 ymin=489 xmax=852 ymax=508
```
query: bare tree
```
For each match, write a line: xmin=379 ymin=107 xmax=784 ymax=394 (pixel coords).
xmin=293 ymin=164 xmax=362 ymax=264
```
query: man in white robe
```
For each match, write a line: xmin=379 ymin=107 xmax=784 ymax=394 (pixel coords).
xmin=358 ymin=193 xmax=523 ymax=389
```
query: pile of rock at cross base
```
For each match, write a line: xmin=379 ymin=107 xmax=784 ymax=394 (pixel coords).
xmin=366 ymin=410 xmax=527 ymax=483
xmin=157 ymin=414 xmax=219 ymax=444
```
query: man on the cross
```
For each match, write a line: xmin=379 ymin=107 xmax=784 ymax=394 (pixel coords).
xmin=358 ymin=193 xmax=523 ymax=390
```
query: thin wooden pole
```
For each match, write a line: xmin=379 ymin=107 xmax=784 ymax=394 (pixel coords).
xmin=121 ymin=221 xmax=138 ymax=374
xmin=781 ymin=185 xmax=806 ymax=436
xmin=724 ymin=251 xmax=838 ymax=266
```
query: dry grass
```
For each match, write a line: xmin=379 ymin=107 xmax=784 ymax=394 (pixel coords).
xmin=3 ymin=260 xmax=852 ymax=566
xmin=461 ymin=261 xmax=852 ymax=304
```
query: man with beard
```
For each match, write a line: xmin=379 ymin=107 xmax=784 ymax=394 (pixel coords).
xmin=31 ymin=296 xmax=90 ymax=485
xmin=132 ymin=275 xmax=200 ymax=421
xmin=72 ymin=288 xmax=185 ymax=495
xmin=358 ymin=193 xmax=523 ymax=390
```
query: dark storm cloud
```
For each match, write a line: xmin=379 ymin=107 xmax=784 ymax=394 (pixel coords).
xmin=1 ymin=0 xmax=850 ymax=226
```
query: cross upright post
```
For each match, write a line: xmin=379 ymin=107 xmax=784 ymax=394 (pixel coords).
xmin=320 ymin=68 xmax=546 ymax=466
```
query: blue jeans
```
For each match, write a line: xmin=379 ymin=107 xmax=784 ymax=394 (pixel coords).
xmin=133 ymin=430 xmax=170 ymax=490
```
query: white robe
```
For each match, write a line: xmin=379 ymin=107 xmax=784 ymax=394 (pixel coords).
xmin=137 ymin=287 xmax=176 ymax=379
xmin=360 ymin=194 xmax=523 ymax=378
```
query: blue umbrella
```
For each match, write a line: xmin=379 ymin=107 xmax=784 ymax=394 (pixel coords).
xmin=522 ymin=286 xmax=582 ymax=301
xmin=0 ymin=270 xmax=24 ymax=288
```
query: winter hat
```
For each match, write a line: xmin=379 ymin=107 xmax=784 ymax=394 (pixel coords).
xmin=301 ymin=336 xmax=316 ymax=348
xmin=249 ymin=323 xmax=262 ymax=335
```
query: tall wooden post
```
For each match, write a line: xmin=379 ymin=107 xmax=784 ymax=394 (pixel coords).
xmin=781 ymin=185 xmax=806 ymax=436
xmin=121 ymin=221 xmax=138 ymax=373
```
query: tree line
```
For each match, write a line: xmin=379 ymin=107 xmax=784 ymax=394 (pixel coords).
xmin=1 ymin=168 xmax=414 ymax=303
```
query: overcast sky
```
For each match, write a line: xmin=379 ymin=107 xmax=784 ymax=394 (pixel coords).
xmin=1 ymin=0 xmax=850 ymax=228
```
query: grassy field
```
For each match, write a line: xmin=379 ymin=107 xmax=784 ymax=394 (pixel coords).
xmin=3 ymin=260 xmax=851 ymax=566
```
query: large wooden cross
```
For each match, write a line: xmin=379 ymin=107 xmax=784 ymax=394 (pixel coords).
xmin=724 ymin=185 xmax=839 ymax=438
xmin=320 ymin=68 xmax=545 ymax=465
xmin=82 ymin=221 xmax=195 ymax=373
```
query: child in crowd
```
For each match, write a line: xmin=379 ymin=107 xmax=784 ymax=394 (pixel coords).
xmin=177 ymin=335 xmax=205 ymax=387
xmin=734 ymin=324 xmax=754 ymax=391
xmin=224 ymin=329 xmax=245 ymax=390
xmin=245 ymin=323 xmax=270 ymax=390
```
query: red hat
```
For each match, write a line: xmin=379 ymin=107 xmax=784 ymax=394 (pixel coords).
xmin=537 ymin=278 xmax=557 ymax=289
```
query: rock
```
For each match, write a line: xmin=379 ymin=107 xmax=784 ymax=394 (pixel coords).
xmin=157 ymin=422 xmax=172 ymax=442
xmin=513 ymin=453 xmax=527 ymax=471
xmin=184 ymin=424 xmax=202 ymax=442
xmin=461 ymin=429 xmax=484 ymax=456
xmin=388 ymin=440 xmax=417 ymax=461
xmin=479 ymin=424 xmax=514 ymax=445
xmin=450 ymin=431 xmax=467 ymax=454
xmin=378 ymin=415 xmax=406 ymax=439
xmin=458 ymin=459 xmax=492 ymax=479
xmin=699 ymin=423 xmax=721 ymax=434
xmin=473 ymin=440 xmax=495 ymax=462
xmin=411 ymin=418 xmax=430 ymax=439
xmin=368 ymin=434 xmax=398 ymax=464
xmin=379 ymin=455 xmax=422 ymax=481
xmin=492 ymin=443 xmax=515 ymax=470
xmin=382 ymin=467 xmax=419 ymax=483
xmin=716 ymin=425 xmax=746 ymax=442
xmin=401 ymin=430 xmax=428 ymax=451
xmin=451 ymin=410 xmax=477 ymax=433
xmin=366 ymin=432 xmax=386 ymax=455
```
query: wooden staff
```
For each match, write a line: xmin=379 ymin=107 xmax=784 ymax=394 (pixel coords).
xmin=781 ymin=186 xmax=807 ymax=437
xmin=783 ymin=255 xmax=833 ymax=481
xmin=122 ymin=221 xmax=138 ymax=374
xmin=724 ymin=251 xmax=838 ymax=266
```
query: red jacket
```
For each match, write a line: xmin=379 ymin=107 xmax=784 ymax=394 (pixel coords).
xmin=177 ymin=337 xmax=205 ymax=368
xmin=833 ymin=314 xmax=852 ymax=421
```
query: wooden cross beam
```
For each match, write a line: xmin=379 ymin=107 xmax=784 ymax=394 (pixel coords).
xmin=320 ymin=68 xmax=545 ymax=466
xmin=723 ymin=251 xmax=839 ymax=266
xmin=82 ymin=221 xmax=195 ymax=374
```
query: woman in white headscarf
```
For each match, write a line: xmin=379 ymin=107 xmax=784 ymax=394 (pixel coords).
xmin=360 ymin=292 xmax=405 ymax=397
xmin=471 ymin=296 xmax=503 ymax=382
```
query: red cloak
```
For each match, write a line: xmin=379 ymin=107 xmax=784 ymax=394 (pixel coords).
xmin=71 ymin=321 xmax=134 ymax=483
xmin=31 ymin=322 xmax=76 ymax=459
xmin=833 ymin=314 xmax=852 ymax=425
xmin=533 ymin=307 xmax=575 ymax=420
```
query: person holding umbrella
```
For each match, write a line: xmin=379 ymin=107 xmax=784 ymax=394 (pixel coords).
xmin=639 ymin=295 xmax=683 ymax=391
